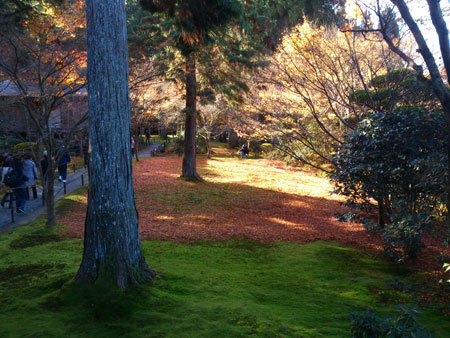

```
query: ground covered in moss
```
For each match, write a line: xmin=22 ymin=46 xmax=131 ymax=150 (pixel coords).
xmin=0 ymin=215 xmax=449 ymax=337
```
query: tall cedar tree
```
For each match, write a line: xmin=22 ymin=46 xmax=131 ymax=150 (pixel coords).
xmin=76 ymin=0 xmax=155 ymax=288
xmin=140 ymin=0 xmax=243 ymax=179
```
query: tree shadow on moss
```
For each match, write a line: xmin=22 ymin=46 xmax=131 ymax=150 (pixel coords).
xmin=9 ymin=232 xmax=62 ymax=249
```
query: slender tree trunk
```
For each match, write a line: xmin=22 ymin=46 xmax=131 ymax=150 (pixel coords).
xmin=446 ymin=114 xmax=450 ymax=226
xmin=206 ymin=132 xmax=211 ymax=159
xmin=182 ymin=53 xmax=200 ymax=179
xmin=76 ymin=0 xmax=155 ymax=288
xmin=45 ymin=157 xmax=56 ymax=226
xmin=135 ymin=141 xmax=139 ymax=162
xmin=377 ymin=198 xmax=385 ymax=228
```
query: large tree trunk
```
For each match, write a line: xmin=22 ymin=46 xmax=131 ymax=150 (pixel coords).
xmin=182 ymin=53 xmax=200 ymax=179
xmin=76 ymin=0 xmax=155 ymax=288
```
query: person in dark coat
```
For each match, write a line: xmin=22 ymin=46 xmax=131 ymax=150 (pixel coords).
xmin=56 ymin=146 xmax=71 ymax=183
xmin=240 ymin=143 xmax=249 ymax=159
xmin=2 ymin=151 xmax=13 ymax=167
xmin=0 ymin=158 xmax=13 ymax=207
xmin=8 ymin=158 xmax=28 ymax=214
xmin=82 ymin=139 xmax=89 ymax=168
xmin=40 ymin=151 xmax=49 ymax=177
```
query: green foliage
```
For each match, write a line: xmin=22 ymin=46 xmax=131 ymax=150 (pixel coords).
xmin=11 ymin=142 xmax=38 ymax=158
xmin=350 ymin=310 xmax=386 ymax=338
xmin=363 ymin=199 xmax=432 ymax=262
xmin=350 ymin=306 xmax=435 ymax=338
xmin=196 ymin=134 xmax=207 ymax=154
xmin=331 ymin=108 xmax=447 ymax=213
xmin=350 ymin=68 xmax=437 ymax=112
xmin=140 ymin=0 xmax=243 ymax=55
xmin=243 ymin=0 xmax=342 ymax=51
xmin=260 ymin=142 xmax=273 ymax=154
xmin=172 ymin=135 xmax=184 ymax=155
xmin=330 ymin=108 xmax=448 ymax=261
xmin=381 ymin=201 xmax=429 ymax=261
xmin=0 ymin=0 xmax=63 ymax=27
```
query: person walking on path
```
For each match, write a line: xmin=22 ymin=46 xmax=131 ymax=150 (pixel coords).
xmin=131 ymin=136 xmax=136 ymax=158
xmin=82 ymin=139 xmax=89 ymax=168
xmin=0 ymin=158 xmax=13 ymax=207
xmin=7 ymin=158 xmax=28 ymax=214
xmin=145 ymin=127 xmax=151 ymax=144
xmin=56 ymin=146 xmax=71 ymax=183
xmin=1 ymin=152 xmax=13 ymax=167
xmin=23 ymin=154 xmax=38 ymax=200
xmin=40 ymin=151 xmax=49 ymax=177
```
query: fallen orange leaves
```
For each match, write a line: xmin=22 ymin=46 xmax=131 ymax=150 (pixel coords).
xmin=59 ymin=156 xmax=448 ymax=272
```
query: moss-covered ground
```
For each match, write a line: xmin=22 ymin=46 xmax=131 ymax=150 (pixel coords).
xmin=0 ymin=188 xmax=448 ymax=337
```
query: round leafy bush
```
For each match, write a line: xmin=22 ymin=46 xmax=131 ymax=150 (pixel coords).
xmin=330 ymin=107 xmax=448 ymax=261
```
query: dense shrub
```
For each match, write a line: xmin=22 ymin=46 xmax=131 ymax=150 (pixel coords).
xmin=196 ymin=135 xmax=207 ymax=154
xmin=12 ymin=142 xmax=39 ymax=158
xmin=172 ymin=136 xmax=184 ymax=155
xmin=330 ymin=108 xmax=448 ymax=261
xmin=350 ymin=306 xmax=435 ymax=338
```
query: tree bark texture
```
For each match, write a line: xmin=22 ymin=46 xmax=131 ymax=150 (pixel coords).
xmin=182 ymin=53 xmax=200 ymax=179
xmin=76 ymin=0 xmax=155 ymax=288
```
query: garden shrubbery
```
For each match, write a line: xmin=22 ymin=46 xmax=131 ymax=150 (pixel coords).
xmin=350 ymin=305 xmax=435 ymax=338
xmin=330 ymin=107 xmax=448 ymax=262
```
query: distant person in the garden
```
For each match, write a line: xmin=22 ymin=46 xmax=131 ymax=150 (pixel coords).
xmin=7 ymin=158 xmax=29 ymax=214
xmin=56 ymin=146 xmax=71 ymax=183
xmin=145 ymin=127 xmax=151 ymax=144
xmin=131 ymin=135 xmax=135 ymax=157
xmin=0 ymin=155 xmax=13 ymax=207
xmin=40 ymin=151 xmax=49 ymax=176
xmin=2 ymin=151 xmax=13 ymax=167
xmin=240 ymin=143 xmax=249 ymax=159
xmin=23 ymin=154 xmax=38 ymax=199
xmin=82 ymin=139 xmax=89 ymax=168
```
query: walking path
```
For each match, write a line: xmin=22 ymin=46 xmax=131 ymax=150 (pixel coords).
xmin=0 ymin=144 xmax=164 ymax=233
xmin=0 ymin=168 xmax=88 ymax=232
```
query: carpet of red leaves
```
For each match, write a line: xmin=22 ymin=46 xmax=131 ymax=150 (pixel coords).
xmin=59 ymin=156 xmax=449 ymax=273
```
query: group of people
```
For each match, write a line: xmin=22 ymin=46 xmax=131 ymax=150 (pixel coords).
xmin=0 ymin=152 xmax=38 ymax=214
xmin=0 ymin=146 xmax=71 ymax=214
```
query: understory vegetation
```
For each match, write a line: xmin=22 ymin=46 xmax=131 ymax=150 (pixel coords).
xmin=331 ymin=108 xmax=448 ymax=263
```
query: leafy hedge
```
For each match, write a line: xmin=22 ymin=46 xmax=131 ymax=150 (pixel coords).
xmin=330 ymin=107 xmax=448 ymax=261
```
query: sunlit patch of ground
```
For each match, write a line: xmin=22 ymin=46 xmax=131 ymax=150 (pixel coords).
xmin=58 ymin=156 xmax=448 ymax=272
